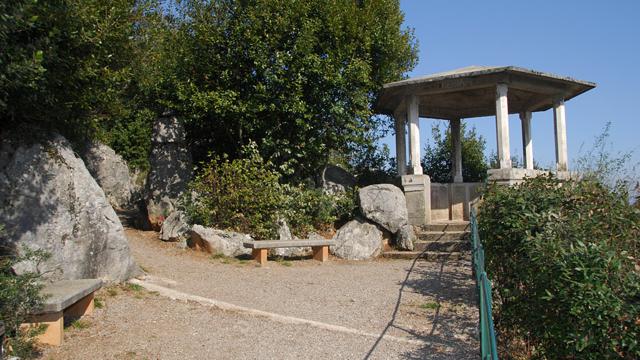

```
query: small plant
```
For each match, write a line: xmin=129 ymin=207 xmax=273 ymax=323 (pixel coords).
xmin=70 ymin=319 xmax=90 ymax=330
xmin=94 ymin=297 xmax=105 ymax=309
xmin=0 ymin=246 xmax=50 ymax=359
xmin=107 ymin=288 xmax=119 ymax=297
xmin=420 ymin=302 xmax=439 ymax=310
xmin=126 ymin=283 xmax=143 ymax=292
xmin=210 ymin=253 xmax=227 ymax=260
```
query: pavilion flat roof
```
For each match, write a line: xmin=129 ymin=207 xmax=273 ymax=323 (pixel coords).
xmin=375 ymin=66 xmax=596 ymax=119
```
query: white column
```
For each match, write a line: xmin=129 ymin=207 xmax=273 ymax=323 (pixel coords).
xmin=553 ymin=98 xmax=568 ymax=171
xmin=393 ymin=109 xmax=407 ymax=176
xmin=520 ymin=111 xmax=533 ymax=170
xmin=407 ymin=95 xmax=423 ymax=175
xmin=450 ymin=118 xmax=463 ymax=183
xmin=495 ymin=83 xmax=511 ymax=169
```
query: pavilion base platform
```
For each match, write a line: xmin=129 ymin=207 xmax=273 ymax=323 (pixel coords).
xmin=487 ymin=168 xmax=571 ymax=185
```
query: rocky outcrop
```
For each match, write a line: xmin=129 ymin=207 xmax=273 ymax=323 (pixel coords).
xmin=358 ymin=184 xmax=408 ymax=234
xmin=81 ymin=140 xmax=134 ymax=210
xmin=319 ymin=165 xmax=356 ymax=194
xmin=159 ymin=211 xmax=190 ymax=243
xmin=189 ymin=225 xmax=251 ymax=257
xmin=0 ymin=135 xmax=138 ymax=282
xmin=396 ymin=224 xmax=416 ymax=251
xmin=146 ymin=115 xmax=193 ymax=230
xmin=331 ymin=219 xmax=383 ymax=260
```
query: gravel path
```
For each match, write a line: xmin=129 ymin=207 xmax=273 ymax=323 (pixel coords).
xmin=42 ymin=229 xmax=478 ymax=359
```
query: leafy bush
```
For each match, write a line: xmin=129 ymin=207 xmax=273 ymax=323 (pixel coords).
xmin=184 ymin=143 xmax=355 ymax=239
xmin=478 ymin=175 xmax=640 ymax=359
xmin=0 ymin=245 xmax=49 ymax=359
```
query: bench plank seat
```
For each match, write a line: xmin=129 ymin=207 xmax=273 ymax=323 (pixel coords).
xmin=243 ymin=239 xmax=335 ymax=265
xmin=243 ymin=239 xmax=335 ymax=249
xmin=37 ymin=279 xmax=102 ymax=314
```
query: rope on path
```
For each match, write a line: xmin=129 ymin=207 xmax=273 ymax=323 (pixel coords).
xmin=129 ymin=278 xmax=426 ymax=346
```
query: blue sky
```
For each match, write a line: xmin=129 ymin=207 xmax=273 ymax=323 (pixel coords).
xmin=380 ymin=0 xmax=640 ymax=171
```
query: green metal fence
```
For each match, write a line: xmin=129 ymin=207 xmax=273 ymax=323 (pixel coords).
xmin=470 ymin=209 xmax=499 ymax=360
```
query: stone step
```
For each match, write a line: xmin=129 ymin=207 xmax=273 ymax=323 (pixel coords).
xmin=416 ymin=231 xmax=470 ymax=241
xmin=419 ymin=222 xmax=470 ymax=232
xmin=382 ymin=251 xmax=470 ymax=261
xmin=414 ymin=240 xmax=470 ymax=252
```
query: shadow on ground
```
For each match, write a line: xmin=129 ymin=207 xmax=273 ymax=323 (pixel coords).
xmin=366 ymin=255 xmax=478 ymax=360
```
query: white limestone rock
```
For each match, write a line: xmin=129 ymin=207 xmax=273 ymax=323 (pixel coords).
xmin=331 ymin=219 xmax=383 ymax=260
xmin=159 ymin=211 xmax=190 ymax=243
xmin=81 ymin=140 xmax=134 ymax=210
xmin=358 ymin=184 xmax=408 ymax=234
xmin=396 ymin=224 xmax=416 ymax=251
xmin=189 ymin=224 xmax=251 ymax=257
xmin=0 ymin=135 xmax=138 ymax=282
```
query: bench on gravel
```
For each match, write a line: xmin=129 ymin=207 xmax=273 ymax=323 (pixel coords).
xmin=243 ymin=239 xmax=335 ymax=265
xmin=22 ymin=279 xmax=102 ymax=346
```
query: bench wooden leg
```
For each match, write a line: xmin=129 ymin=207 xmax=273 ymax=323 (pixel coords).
xmin=66 ymin=292 xmax=95 ymax=318
xmin=22 ymin=311 xmax=64 ymax=346
xmin=252 ymin=248 xmax=268 ymax=265
xmin=312 ymin=246 xmax=329 ymax=262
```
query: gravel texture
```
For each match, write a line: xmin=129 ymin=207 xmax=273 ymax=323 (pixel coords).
xmin=41 ymin=229 xmax=478 ymax=359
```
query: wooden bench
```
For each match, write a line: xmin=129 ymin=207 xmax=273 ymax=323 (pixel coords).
xmin=22 ymin=279 xmax=102 ymax=346
xmin=243 ymin=239 xmax=336 ymax=265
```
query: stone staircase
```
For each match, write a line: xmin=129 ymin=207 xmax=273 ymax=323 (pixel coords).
xmin=383 ymin=221 xmax=471 ymax=261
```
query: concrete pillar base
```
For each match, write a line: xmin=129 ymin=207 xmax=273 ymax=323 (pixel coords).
xmin=401 ymin=175 xmax=431 ymax=225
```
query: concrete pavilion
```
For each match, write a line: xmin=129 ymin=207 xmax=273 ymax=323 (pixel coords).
xmin=375 ymin=66 xmax=596 ymax=224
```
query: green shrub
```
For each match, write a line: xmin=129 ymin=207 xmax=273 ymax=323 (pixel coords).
xmin=184 ymin=143 xmax=355 ymax=239
xmin=0 ymin=245 xmax=49 ymax=359
xmin=479 ymin=175 xmax=640 ymax=359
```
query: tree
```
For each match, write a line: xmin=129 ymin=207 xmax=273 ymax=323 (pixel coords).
xmin=151 ymin=0 xmax=417 ymax=179
xmin=421 ymin=122 xmax=488 ymax=183
xmin=0 ymin=0 xmax=140 ymax=142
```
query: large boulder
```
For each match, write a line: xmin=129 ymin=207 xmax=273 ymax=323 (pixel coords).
xmin=81 ymin=140 xmax=134 ymax=210
xmin=0 ymin=135 xmax=138 ymax=282
xmin=396 ymin=224 xmax=416 ymax=251
xmin=146 ymin=115 xmax=193 ymax=230
xmin=331 ymin=219 xmax=383 ymax=260
xmin=189 ymin=225 xmax=251 ymax=257
xmin=358 ymin=184 xmax=408 ymax=234
xmin=159 ymin=211 xmax=190 ymax=243
xmin=319 ymin=165 xmax=356 ymax=194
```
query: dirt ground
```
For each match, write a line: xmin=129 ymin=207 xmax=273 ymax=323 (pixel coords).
xmin=40 ymin=229 xmax=478 ymax=359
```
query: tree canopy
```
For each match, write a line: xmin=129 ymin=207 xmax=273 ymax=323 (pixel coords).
xmin=151 ymin=0 xmax=418 ymax=178
xmin=421 ymin=122 xmax=488 ymax=183
xmin=1 ymin=0 xmax=417 ymax=179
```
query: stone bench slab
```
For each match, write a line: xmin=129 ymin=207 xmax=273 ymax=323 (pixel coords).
xmin=37 ymin=279 xmax=103 ymax=314
xmin=243 ymin=239 xmax=335 ymax=249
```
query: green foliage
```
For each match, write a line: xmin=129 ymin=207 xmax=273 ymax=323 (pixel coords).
xmin=0 ymin=0 xmax=136 ymax=138
xmin=147 ymin=0 xmax=417 ymax=179
xmin=184 ymin=143 xmax=355 ymax=239
xmin=479 ymin=175 xmax=640 ymax=359
xmin=350 ymin=143 xmax=397 ymax=186
xmin=422 ymin=122 xmax=488 ymax=183
xmin=0 ymin=246 xmax=50 ymax=359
